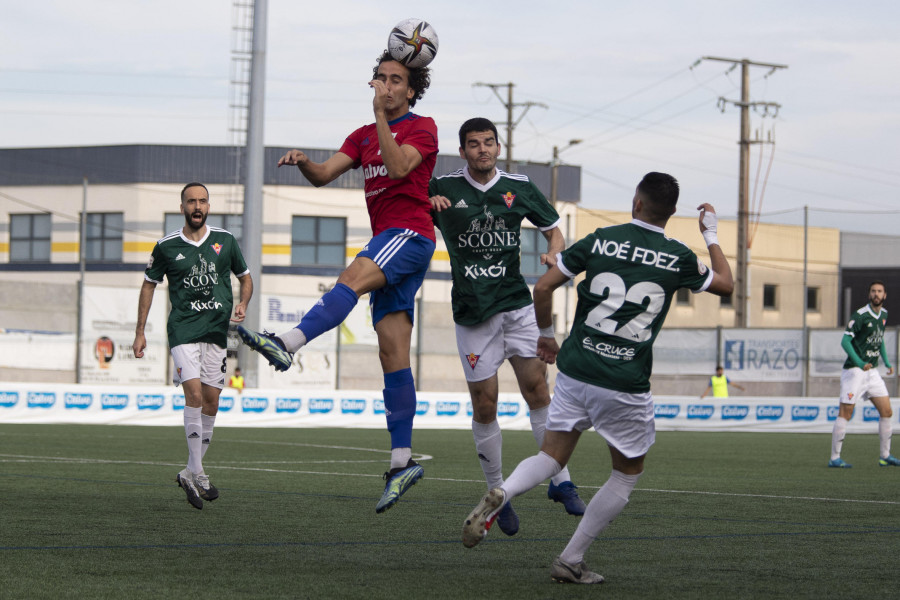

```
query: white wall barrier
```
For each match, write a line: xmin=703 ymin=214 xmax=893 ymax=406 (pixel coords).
xmin=2 ymin=382 xmax=899 ymax=434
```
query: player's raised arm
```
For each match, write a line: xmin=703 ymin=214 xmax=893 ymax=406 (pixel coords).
xmin=697 ymin=203 xmax=734 ymax=297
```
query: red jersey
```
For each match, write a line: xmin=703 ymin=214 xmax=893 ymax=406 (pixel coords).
xmin=339 ymin=112 xmax=438 ymax=241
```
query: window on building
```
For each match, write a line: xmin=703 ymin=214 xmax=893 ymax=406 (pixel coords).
xmin=9 ymin=213 xmax=51 ymax=262
xmin=164 ymin=213 xmax=243 ymax=244
xmin=291 ymin=216 xmax=346 ymax=266
xmin=763 ymin=284 xmax=778 ymax=310
xmin=520 ymin=227 xmax=544 ymax=277
xmin=85 ymin=212 xmax=124 ymax=262
xmin=807 ymin=286 xmax=820 ymax=312
xmin=676 ymin=287 xmax=691 ymax=306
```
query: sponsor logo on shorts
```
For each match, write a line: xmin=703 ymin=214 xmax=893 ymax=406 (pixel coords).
xmin=497 ymin=401 xmax=519 ymax=417
xmin=137 ymin=394 xmax=164 ymax=410
xmin=101 ymin=394 xmax=128 ymax=410
xmin=0 ymin=391 xmax=19 ymax=408
xmin=341 ymin=398 xmax=366 ymax=414
xmin=308 ymin=398 xmax=333 ymax=414
xmin=791 ymin=406 xmax=819 ymax=421
xmin=654 ymin=404 xmax=680 ymax=418
xmin=863 ymin=406 xmax=880 ymax=422
xmin=219 ymin=396 xmax=235 ymax=412
xmin=242 ymin=397 xmax=269 ymax=413
xmin=172 ymin=395 xmax=185 ymax=410
xmin=721 ymin=405 xmax=749 ymax=420
xmin=374 ymin=399 xmax=385 ymax=415
xmin=437 ymin=401 xmax=460 ymax=416
xmin=276 ymin=398 xmax=301 ymax=413
xmin=687 ymin=404 xmax=715 ymax=419
xmin=756 ymin=405 xmax=784 ymax=421
xmin=466 ymin=353 xmax=480 ymax=369
xmin=27 ymin=391 xmax=56 ymax=409
xmin=416 ymin=401 xmax=430 ymax=416
xmin=64 ymin=392 xmax=92 ymax=409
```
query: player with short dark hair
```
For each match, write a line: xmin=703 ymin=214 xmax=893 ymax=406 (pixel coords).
xmin=133 ymin=182 xmax=252 ymax=509
xmin=462 ymin=172 xmax=734 ymax=584
xmin=829 ymin=280 xmax=899 ymax=468
xmin=429 ymin=117 xmax=586 ymax=537
xmin=237 ymin=52 xmax=438 ymax=513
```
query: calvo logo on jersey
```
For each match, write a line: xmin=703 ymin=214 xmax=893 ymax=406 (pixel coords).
xmin=687 ymin=404 xmax=715 ymax=419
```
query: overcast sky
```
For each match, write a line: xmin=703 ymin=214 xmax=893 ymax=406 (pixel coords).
xmin=3 ymin=0 xmax=899 ymax=235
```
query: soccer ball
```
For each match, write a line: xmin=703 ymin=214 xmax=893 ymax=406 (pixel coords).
xmin=387 ymin=18 xmax=439 ymax=69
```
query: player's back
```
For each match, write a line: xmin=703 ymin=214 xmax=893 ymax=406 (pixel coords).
xmin=557 ymin=221 xmax=711 ymax=393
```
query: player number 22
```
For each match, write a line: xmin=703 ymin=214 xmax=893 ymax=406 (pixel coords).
xmin=585 ymin=272 xmax=664 ymax=342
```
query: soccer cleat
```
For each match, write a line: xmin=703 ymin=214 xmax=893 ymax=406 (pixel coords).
xmin=193 ymin=472 xmax=219 ymax=501
xmin=462 ymin=487 xmax=506 ymax=548
xmin=828 ymin=458 xmax=852 ymax=468
xmin=236 ymin=326 xmax=293 ymax=372
xmin=496 ymin=502 xmax=519 ymax=536
xmin=375 ymin=460 xmax=424 ymax=513
xmin=550 ymin=556 xmax=605 ymax=584
xmin=878 ymin=455 xmax=900 ymax=466
xmin=548 ymin=481 xmax=587 ymax=516
xmin=175 ymin=469 xmax=203 ymax=510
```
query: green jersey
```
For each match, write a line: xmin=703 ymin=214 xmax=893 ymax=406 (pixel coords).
xmin=429 ymin=167 xmax=560 ymax=325
xmin=842 ymin=305 xmax=888 ymax=369
xmin=557 ymin=220 xmax=713 ymax=393
xmin=144 ymin=226 xmax=249 ymax=348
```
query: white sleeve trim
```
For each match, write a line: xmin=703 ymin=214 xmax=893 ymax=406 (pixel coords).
xmin=537 ymin=218 xmax=561 ymax=232
xmin=556 ymin=253 xmax=576 ymax=279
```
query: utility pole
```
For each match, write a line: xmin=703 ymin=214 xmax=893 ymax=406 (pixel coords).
xmin=702 ymin=56 xmax=787 ymax=328
xmin=473 ymin=82 xmax=547 ymax=173
xmin=550 ymin=139 xmax=582 ymax=206
xmin=238 ymin=0 xmax=267 ymax=388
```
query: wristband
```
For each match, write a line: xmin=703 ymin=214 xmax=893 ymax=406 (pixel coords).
xmin=702 ymin=230 xmax=719 ymax=247
xmin=538 ymin=326 xmax=555 ymax=338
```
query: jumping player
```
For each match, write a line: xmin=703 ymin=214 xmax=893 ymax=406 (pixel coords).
xmin=237 ymin=51 xmax=437 ymax=513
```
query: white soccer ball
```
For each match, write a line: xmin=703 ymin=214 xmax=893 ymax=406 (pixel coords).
xmin=387 ymin=18 xmax=439 ymax=69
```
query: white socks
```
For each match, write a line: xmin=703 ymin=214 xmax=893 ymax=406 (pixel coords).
xmin=184 ymin=406 xmax=203 ymax=474
xmin=501 ymin=451 xmax=562 ymax=499
xmin=831 ymin=416 xmax=848 ymax=460
xmin=472 ymin=419 xmax=504 ymax=489
xmin=391 ymin=447 xmax=412 ymax=470
xmin=879 ymin=417 xmax=892 ymax=459
xmin=528 ymin=406 xmax=574 ymax=486
xmin=201 ymin=412 xmax=216 ymax=459
xmin=279 ymin=327 xmax=307 ymax=353
xmin=559 ymin=470 xmax=641 ymax=565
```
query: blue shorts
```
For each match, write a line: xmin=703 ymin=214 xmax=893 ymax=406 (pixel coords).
xmin=357 ymin=228 xmax=435 ymax=327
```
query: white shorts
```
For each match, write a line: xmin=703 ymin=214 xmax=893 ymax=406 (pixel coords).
xmin=546 ymin=372 xmax=656 ymax=459
xmin=455 ymin=304 xmax=539 ymax=383
xmin=839 ymin=367 xmax=889 ymax=404
xmin=171 ymin=343 xmax=227 ymax=389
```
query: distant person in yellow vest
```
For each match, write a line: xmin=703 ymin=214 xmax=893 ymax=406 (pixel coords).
xmin=229 ymin=367 xmax=244 ymax=394
xmin=701 ymin=365 xmax=744 ymax=398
